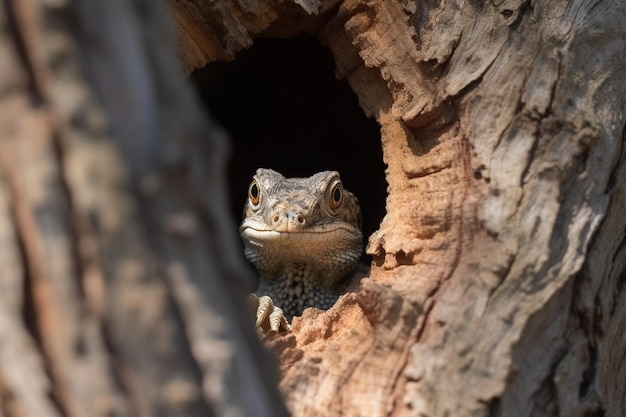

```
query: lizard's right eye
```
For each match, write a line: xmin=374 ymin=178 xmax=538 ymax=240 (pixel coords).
xmin=248 ymin=180 xmax=260 ymax=205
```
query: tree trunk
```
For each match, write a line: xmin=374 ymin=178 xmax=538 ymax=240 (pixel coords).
xmin=0 ymin=1 xmax=287 ymax=417
xmin=171 ymin=1 xmax=626 ymax=417
xmin=1 ymin=1 xmax=625 ymax=417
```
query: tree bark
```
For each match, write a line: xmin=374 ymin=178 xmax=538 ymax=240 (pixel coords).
xmin=171 ymin=1 xmax=626 ymax=417
xmin=0 ymin=1 xmax=287 ymax=417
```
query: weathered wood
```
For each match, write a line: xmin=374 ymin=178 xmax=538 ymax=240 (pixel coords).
xmin=0 ymin=0 xmax=288 ymax=416
xmin=170 ymin=1 xmax=626 ymax=416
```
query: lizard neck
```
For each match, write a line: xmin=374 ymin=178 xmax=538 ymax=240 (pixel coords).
xmin=257 ymin=262 xmax=351 ymax=319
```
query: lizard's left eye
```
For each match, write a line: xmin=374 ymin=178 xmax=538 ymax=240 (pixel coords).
xmin=329 ymin=182 xmax=343 ymax=209
xmin=248 ymin=180 xmax=260 ymax=205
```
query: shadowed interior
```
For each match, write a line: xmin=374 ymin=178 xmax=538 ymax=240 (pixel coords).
xmin=191 ymin=35 xmax=387 ymax=260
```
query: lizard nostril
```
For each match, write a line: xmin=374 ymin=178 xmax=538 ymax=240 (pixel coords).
xmin=272 ymin=214 xmax=280 ymax=223
xmin=296 ymin=214 xmax=305 ymax=224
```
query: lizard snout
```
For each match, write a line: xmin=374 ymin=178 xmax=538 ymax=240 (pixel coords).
xmin=271 ymin=209 xmax=306 ymax=231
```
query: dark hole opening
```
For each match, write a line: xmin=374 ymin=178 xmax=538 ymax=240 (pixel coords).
xmin=191 ymin=34 xmax=386 ymax=260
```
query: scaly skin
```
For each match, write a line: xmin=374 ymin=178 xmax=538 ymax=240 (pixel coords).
xmin=240 ymin=169 xmax=363 ymax=331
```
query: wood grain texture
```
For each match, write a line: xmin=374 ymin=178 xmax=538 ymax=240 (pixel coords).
xmin=0 ymin=0 xmax=288 ymax=416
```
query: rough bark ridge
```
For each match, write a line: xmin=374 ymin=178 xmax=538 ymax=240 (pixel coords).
xmin=172 ymin=1 xmax=626 ymax=416
xmin=168 ymin=0 xmax=342 ymax=73
xmin=0 ymin=1 xmax=288 ymax=417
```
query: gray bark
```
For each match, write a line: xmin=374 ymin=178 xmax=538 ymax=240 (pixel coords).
xmin=0 ymin=1 xmax=287 ymax=416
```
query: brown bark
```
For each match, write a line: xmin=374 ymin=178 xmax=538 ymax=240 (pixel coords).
xmin=171 ymin=1 xmax=626 ymax=417
xmin=0 ymin=1 xmax=287 ymax=417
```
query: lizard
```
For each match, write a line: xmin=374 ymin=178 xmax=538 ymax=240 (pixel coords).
xmin=240 ymin=168 xmax=364 ymax=331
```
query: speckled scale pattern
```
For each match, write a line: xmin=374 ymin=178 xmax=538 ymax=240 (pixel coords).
xmin=240 ymin=169 xmax=363 ymax=319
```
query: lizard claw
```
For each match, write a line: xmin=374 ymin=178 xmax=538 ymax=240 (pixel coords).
xmin=247 ymin=294 xmax=291 ymax=332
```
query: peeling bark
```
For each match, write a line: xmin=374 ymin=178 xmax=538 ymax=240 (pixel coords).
xmin=171 ymin=1 xmax=626 ymax=417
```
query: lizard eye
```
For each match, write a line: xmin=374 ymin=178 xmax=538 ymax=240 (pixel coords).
xmin=329 ymin=181 xmax=343 ymax=209
xmin=248 ymin=180 xmax=260 ymax=205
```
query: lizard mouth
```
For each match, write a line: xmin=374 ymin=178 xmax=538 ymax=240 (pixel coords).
xmin=241 ymin=227 xmax=353 ymax=243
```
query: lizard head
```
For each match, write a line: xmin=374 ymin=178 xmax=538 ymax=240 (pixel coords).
xmin=240 ymin=168 xmax=363 ymax=284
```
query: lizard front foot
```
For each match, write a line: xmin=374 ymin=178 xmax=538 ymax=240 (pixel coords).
xmin=247 ymin=294 xmax=291 ymax=332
